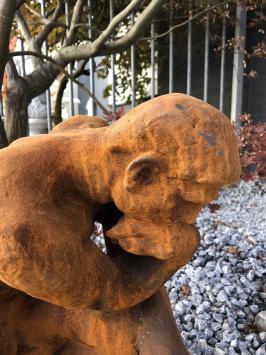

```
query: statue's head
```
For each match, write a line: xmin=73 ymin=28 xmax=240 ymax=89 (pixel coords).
xmin=104 ymin=94 xmax=240 ymax=259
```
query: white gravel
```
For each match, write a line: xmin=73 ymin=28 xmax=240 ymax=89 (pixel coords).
xmin=166 ymin=180 xmax=266 ymax=355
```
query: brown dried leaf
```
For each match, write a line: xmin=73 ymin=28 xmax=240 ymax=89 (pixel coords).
xmin=226 ymin=246 xmax=240 ymax=255
xmin=180 ymin=284 xmax=191 ymax=296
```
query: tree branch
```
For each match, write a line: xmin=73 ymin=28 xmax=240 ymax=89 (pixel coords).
xmin=48 ymin=0 xmax=162 ymax=64
xmin=54 ymin=60 xmax=88 ymax=125
xmin=91 ymin=0 xmax=144 ymax=53
xmin=24 ymin=3 xmax=44 ymax=19
xmin=64 ymin=0 xmax=86 ymax=47
xmin=10 ymin=51 xmax=110 ymax=114
xmin=7 ymin=0 xmax=164 ymax=116
xmin=16 ymin=0 xmax=26 ymax=9
xmin=16 ymin=9 xmax=43 ymax=68
xmin=15 ymin=10 xmax=32 ymax=43
xmin=5 ymin=57 xmax=20 ymax=83
xmin=102 ymin=0 xmax=163 ymax=54
xmin=140 ymin=0 xmax=230 ymax=41
xmin=36 ymin=0 xmax=64 ymax=47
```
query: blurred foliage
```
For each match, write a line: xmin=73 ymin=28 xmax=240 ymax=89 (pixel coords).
xmin=238 ymin=113 xmax=266 ymax=180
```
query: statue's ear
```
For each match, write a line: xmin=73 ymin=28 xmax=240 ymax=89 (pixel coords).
xmin=124 ymin=153 xmax=160 ymax=192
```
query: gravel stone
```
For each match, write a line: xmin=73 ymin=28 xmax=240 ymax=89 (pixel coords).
xmin=214 ymin=347 xmax=226 ymax=355
xmin=164 ymin=180 xmax=266 ymax=354
xmin=217 ymin=290 xmax=228 ymax=303
xmin=255 ymin=311 xmax=266 ymax=332
xmin=256 ymin=344 xmax=266 ymax=355
xmin=258 ymin=331 xmax=266 ymax=343
xmin=250 ymin=304 xmax=260 ymax=314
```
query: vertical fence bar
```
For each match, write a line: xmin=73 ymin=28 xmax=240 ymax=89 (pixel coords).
xmin=109 ymin=0 xmax=116 ymax=112
xmin=131 ymin=13 xmax=136 ymax=107
xmin=40 ymin=0 xmax=52 ymax=131
xmin=20 ymin=39 xmax=26 ymax=77
xmin=65 ymin=0 xmax=74 ymax=116
xmin=203 ymin=11 xmax=210 ymax=102
xmin=219 ymin=14 xmax=226 ymax=112
xmin=88 ymin=0 xmax=96 ymax=115
xmin=150 ymin=21 xmax=155 ymax=99
xmin=0 ymin=97 xmax=4 ymax=117
xmin=231 ymin=0 xmax=247 ymax=134
xmin=187 ymin=0 xmax=192 ymax=95
xmin=169 ymin=0 xmax=174 ymax=93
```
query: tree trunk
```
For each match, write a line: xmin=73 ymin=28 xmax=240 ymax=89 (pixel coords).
xmin=0 ymin=0 xmax=17 ymax=148
xmin=0 ymin=116 xmax=8 ymax=148
xmin=54 ymin=75 xmax=68 ymax=126
xmin=0 ymin=0 xmax=16 ymax=85
xmin=5 ymin=77 xmax=29 ymax=143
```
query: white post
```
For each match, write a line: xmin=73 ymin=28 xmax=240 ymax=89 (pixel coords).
xmin=88 ymin=0 xmax=96 ymax=115
xmin=187 ymin=0 xmax=192 ymax=95
xmin=231 ymin=0 xmax=247 ymax=134
xmin=169 ymin=0 xmax=174 ymax=93
xmin=203 ymin=11 xmax=210 ymax=102
xmin=219 ymin=14 xmax=226 ymax=112
xmin=131 ymin=13 xmax=136 ymax=107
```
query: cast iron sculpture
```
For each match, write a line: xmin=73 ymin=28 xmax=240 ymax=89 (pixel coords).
xmin=0 ymin=94 xmax=240 ymax=354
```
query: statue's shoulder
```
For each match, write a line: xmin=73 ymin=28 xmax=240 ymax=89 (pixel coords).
xmin=51 ymin=115 xmax=108 ymax=134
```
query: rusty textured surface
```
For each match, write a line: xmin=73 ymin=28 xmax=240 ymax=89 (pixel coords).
xmin=0 ymin=94 xmax=240 ymax=354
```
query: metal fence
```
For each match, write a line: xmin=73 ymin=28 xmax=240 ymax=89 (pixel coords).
xmin=1 ymin=1 xmax=247 ymax=135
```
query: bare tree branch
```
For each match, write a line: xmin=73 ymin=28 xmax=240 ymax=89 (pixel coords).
xmin=140 ymin=0 xmax=230 ymax=41
xmin=6 ymin=0 xmax=163 ymax=121
xmin=15 ymin=10 xmax=32 ymax=42
xmin=10 ymin=50 xmax=110 ymax=114
xmin=91 ymin=0 xmax=144 ymax=51
xmin=5 ymin=57 xmax=20 ymax=82
xmin=24 ymin=18 xmax=67 ymax=29
xmin=51 ymin=0 xmax=162 ymax=64
xmin=54 ymin=60 xmax=89 ymax=125
xmin=64 ymin=0 xmax=86 ymax=47
xmin=24 ymin=3 xmax=45 ymax=19
xmin=16 ymin=0 xmax=26 ymax=9
xmin=36 ymin=0 xmax=64 ymax=47
xmin=102 ymin=0 xmax=163 ymax=54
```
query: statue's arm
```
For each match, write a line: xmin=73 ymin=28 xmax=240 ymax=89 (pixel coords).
xmin=0 ymin=217 xmax=198 ymax=311
xmin=103 ymin=223 xmax=199 ymax=311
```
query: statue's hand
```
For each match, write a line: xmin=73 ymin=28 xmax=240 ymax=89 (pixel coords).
xmin=99 ymin=217 xmax=199 ymax=310
xmin=106 ymin=217 xmax=200 ymax=263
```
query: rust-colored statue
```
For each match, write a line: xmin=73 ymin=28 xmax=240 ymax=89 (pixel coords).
xmin=0 ymin=94 xmax=240 ymax=354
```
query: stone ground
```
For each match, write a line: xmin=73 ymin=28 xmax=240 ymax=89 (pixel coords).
xmin=92 ymin=179 xmax=266 ymax=355
xmin=166 ymin=180 xmax=266 ymax=355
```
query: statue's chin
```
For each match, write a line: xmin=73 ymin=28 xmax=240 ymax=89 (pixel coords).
xmin=106 ymin=218 xmax=200 ymax=261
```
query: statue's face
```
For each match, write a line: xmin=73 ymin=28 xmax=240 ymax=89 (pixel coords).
xmin=107 ymin=172 xmax=217 ymax=260
xmin=107 ymin=137 xmax=223 ymax=260
xmin=106 ymin=98 xmax=240 ymax=259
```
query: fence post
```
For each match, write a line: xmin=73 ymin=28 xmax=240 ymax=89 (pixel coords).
xmin=109 ymin=0 xmax=116 ymax=113
xmin=88 ymin=0 xmax=96 ymax=115
xmin=150 ymin=21 xmax=156 ymax=99
xmin=187 ymin=0 xmax=192 ymax=95
xmin=65 ymin=0 xmax=75 ymax=116
xmin=219 ymin=13 xmax=226 ymax=112
xmin=131 ymin=13 xmax=136 ymax=107
xmin=169 ymin=0 xmax=174 ymax=93
xmin=230 ymin=0 xmax=247 ymax=134
xmin=40 ymin=0 xmax=52 ymax=132
xmin=203 ymin=11 xmax=210 ymax=102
